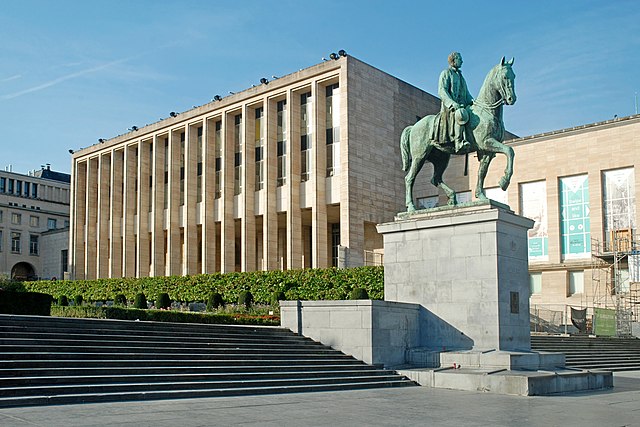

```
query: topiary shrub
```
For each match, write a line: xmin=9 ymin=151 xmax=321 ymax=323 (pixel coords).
xmin=349 ymin=287 xmax=369 ymax=300
xmin=57 ymin=295 xmax=69 ymax=306
xmin=207 ymin=292 xmax=224 ymax=311
xmin=114 ymin=294 xmax=127 ymax=306
xmin=74 ymin=295 xmax=83 ymax=306
xmin=156 ymin=292 xmax=171 ymax=310
xmin=238 ymin=291 xmax=253 ymax=309
xmin=134 ymin=293 xmax=147 ymax=309
xmin=270 ymin=290 xmax=286 ymax=306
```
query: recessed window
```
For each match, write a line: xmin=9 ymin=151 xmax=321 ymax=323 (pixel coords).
xmin=11 ymin=213 xmax=21 ymax=225
xmin=29 ymin=235 xmax=39 ymax=255
xmin=47 ymin=218 xmax=57 ymax=230
xmin=530 ymin=272 xmax=542 ymax=295
xmin=11 ymin=232 xmax=21 ymax=253
xmin=30 ymin=215 xmax=39 ymax=227
xmin=300 ymin=92 xmax=312 ymax=182
xmin=568 ymin=271 xmax=584 ymax=295
xmin=277 ymin=100 xmax=287 ymax=187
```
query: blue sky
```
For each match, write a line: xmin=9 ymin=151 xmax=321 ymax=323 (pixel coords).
xmin=1 ymin=0 xmax=638 ymax=174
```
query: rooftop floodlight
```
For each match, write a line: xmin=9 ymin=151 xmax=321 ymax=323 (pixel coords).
xmin=229 ymin=91 xmax=235 ymax=95
xmin=98 ymin=138 xmax=106 ymax=143
xmin=68 ymin=149 xmax=74 ymax=154
xmin=272 ymin=75 xmax=279 ymax=79
xmin=213 ymin=95 xmax=222 ymax=101
xmin=329 ymin=52 xmax=339 ymax=60
xmin=130 ymin=126 xmax=138 ymax=131
xmin=170 ymin=112 xmax=178 ymax=118
xmin=322 ymin=57 xmax=328 ymax=61
xmin=260 ymin=77 xmax=269 ymax=85
xmin=338 ymin=49 xmax=347 ymax=57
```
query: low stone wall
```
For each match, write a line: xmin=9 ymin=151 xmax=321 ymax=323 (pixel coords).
xmin=280 ymin=300 xmax=420 ymax=367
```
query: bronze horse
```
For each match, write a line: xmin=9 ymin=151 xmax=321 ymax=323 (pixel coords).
xmin=401 ymin=57 xmax=516 ymax=211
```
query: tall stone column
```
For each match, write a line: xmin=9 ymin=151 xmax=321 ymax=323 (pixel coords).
xmin=96 ymin=153 xmax=111 ymax=278
xmin=72 ymin=160 xmax=87 ymax=280
xmin=184 ymin=125 xmax=198 ymax=274
xmin=264 ymin=98 xmax=279 ymax=270
xmin=203 ymin=118 xmax=217 ymax=273
xmin=167 ymin=130 xmax=182 ymax=276
xmin=150 ymin=135 xmax=166 ymax=277
xmin=85 ymin=157 xmax=99 ymax=280
xmin=122 ymin=144 xmax=137 ymax=277
xmin=242 ymin=104 xmax=256 ymax=272
xmin=312 ymin=81 xmax=328 ymax=268
xmin=137 ymin=140 xmax=152 ymax=277
xmin=221 ymin=112 xmax=236 ymax=273
xmin=109 ymin=149 xmax=123 ymax=277
xmin=287 ymin=89 xmax=302 ymax=269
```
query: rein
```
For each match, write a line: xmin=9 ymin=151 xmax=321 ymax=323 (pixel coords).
xmin=473 ymin=69 xmax=507 ymax=111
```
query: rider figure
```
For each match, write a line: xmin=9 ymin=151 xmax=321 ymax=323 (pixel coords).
xmin=438 ymin=52 xmax=473 ymax=153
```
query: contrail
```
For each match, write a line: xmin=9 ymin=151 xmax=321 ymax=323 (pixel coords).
xmin=2 ymin=57 xmax=129 ymax=100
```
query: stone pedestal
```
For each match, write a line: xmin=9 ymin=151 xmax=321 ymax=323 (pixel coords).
xmin=378 ymin=201 xmax=533 ymax=353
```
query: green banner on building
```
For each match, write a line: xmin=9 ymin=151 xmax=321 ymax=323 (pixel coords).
xmin=593 ymin=308 xmax=617 ymax=336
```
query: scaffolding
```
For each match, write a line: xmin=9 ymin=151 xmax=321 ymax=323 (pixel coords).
xmin=591 ymin=229 xmax=640 ymax=336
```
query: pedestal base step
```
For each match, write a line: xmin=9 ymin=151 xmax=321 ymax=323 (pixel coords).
xmin=396 ymin=367 xmax=613 ymax=396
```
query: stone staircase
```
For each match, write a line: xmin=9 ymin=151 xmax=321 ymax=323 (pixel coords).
xmin=531 ymin=334 xmax=640 ymax=371
xmin=0 ymin=314 xmax=415 ymax=408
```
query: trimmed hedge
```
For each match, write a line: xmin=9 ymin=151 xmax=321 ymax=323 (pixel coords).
xmin=51 ymin=306 xmax=280 ymax=326
xmin=23 ymin=266 xmax=384 ymax=304
xmin=0 ymin=291 xmax=53 ymax=316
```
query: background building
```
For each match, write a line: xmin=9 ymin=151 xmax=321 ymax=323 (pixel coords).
xmin=0 ymin=165 xmax=70 ymax=280
xmin=69 ymin=55 xmax=440 ymax=280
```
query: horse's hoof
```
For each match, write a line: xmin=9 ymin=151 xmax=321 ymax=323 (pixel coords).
xmin=476 ymin=193 xmax=488 ymax=201
xmin=499 ymin=177 xmax=510 ymax=191
xmin=407 ymin=204 xmax=416 ymax=213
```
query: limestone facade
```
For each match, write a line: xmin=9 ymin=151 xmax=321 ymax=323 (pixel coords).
xmin=0 ymin=166 xmax=70 ymax=280
xmin=69 ymin=56 xmax=440 ymax=279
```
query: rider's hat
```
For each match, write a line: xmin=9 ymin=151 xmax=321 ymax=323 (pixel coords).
xmin=455 ymin=108 xmax=469 ymax=125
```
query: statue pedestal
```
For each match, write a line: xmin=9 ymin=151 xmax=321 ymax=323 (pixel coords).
xmin=378 ymin=201 xmax=532 ymax=354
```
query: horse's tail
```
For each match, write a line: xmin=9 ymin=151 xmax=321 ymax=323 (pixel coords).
xmin=400 ymin=126 xmax=412 ymax=172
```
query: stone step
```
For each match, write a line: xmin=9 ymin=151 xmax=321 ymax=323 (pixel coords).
xmin=0 ymin=380 xmax=415 ymax=408
xmin=0 ymin=363 xmax=386 ymax=381
xmin=0 ymin=344 xmax=338 ymax=355
xmin=0 ymin=373 xmax=411 ymax=397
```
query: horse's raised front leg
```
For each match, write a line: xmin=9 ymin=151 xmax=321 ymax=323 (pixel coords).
xmin=481 ymin=138 xmax=514 ymax=191
xmin=475 ymin=152 xmax=495 ymax=200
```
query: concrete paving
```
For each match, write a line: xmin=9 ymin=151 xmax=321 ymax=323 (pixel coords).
xmin=1 ymin=372 xmax=639 ymax=427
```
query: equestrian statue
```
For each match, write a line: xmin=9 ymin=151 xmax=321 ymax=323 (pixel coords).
xmin=401 ymin=52 xmax=516 ymax=211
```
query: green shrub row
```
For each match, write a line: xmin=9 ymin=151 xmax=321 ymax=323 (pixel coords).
xmin=0 ymin=291 xmax=53 ymax=316
xmin=51 ymin=306 xmax=280 ymax=326
xmin=23 ymin=266 xmax=384 ymax=304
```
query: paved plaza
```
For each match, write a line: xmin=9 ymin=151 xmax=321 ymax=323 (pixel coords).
xmin=1 ymin=372 xmax=639 ymax=426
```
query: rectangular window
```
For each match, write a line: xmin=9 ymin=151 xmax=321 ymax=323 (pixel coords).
xmin=0 ymin=209 xmax=3 ymax=222
xmin=164 ymin=137 xmax=169 ymax=209
xmin=0 ymin=177 xmax=5 ymax=193
xmin=277 ymin=100 xmax=287 ymax=187
xmin=331 ymin=223 xmax=340 ymax=267
xmin=24 ymin=182 xmax=30 ymax=197
xmin=234 ymin=114 xmax=243 ymax=195
xmin=61 ymin=249 xmax=69 ymax=277
xmin=520 ymin=181 xmax=548 ymax=261
xmin=215 ymin=121 xmax=223 ymax=199
xmin=29 ymin=235 xmax=39 ymax=255
xmin=180 ymin=132 xmax=185 ymax=206
xmin=11 ymin=232 xmax=20 ymax=253
xmin=602 ymin=168 xmax=636 ymax=251
xmin=30 ymin=215 xmax=39 ymax=227
xmin=47 ymin=218 xmax=57 ymax=230
xmin=530 ymin=272 xmax=542 ymax=295
xmin=16 ymin=180 xmax=22 ymax=196
xmin=325 ymin=83 xmax=340 ymax=177
xmin=197 ymin=126 xmax=203 ymax=203
xmin=568 ymin=271 xmax=584 ymax=295
xmin=32 ymin=183 xmax=38 ymax=198
xmin=11 ymin=213 xmax=21 ymax=225
xmin=0 ymin=230 xmax=3 ymax=252
xmin=8 ymin=179 xmax=14 ymax=194
xmin=559 ymin=175 xmax=591 ymax=259
xmin=255 ymin=107 xmax=265 ymax=191
xmin=300 ymin=92 xmax=312 ymax=182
